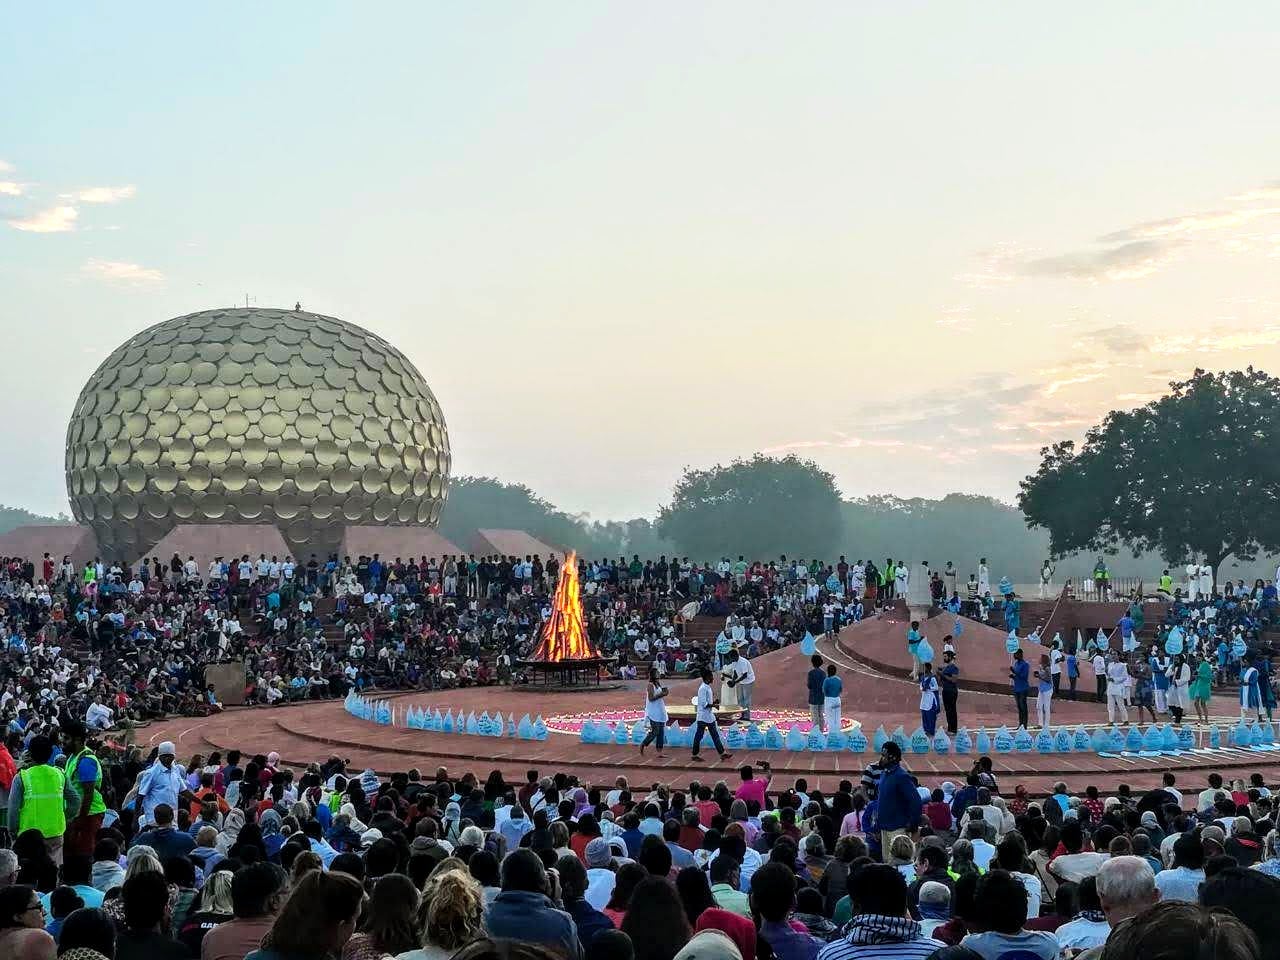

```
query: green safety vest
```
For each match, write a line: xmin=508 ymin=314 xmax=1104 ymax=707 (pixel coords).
xmin=67 ymin=749 xmax=106 ymax=816
xmin=83 ymin=566 xmax=95 ymax=584
xmin=883 ymin=564 xmax=895 ymax=585
xmin=18 ymin=764 xmax=67 ymax=838
xmin=1159 ymin=575 xmax=1173 ymax=592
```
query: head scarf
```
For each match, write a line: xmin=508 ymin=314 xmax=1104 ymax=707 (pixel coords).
xmin=572 ymin=787 xmax=591 ymax=818
xmin=259 ymin=808 xmax=283 ymax=837
xmin=339 ymin=802 xmax=369 ymax=834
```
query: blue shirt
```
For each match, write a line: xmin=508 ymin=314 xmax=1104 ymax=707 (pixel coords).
xmin=1011 ymin=659 xmax=1030 ymax=693
xmin=761 ymin=918 xmax=822 ymax=960
xmin=823 ymin=676 xmax=843 ymax=698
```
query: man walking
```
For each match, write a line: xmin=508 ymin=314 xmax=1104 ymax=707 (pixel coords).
xmin=1106 ymin=654 xmax=1130 ymax=723
xmin=939 ymin=650 xmax=960 ymax=734
xmin=1010 ymin=649 xmax=1030 ymax=729
xmin=691 ymin=668 xmax=732 ymax=763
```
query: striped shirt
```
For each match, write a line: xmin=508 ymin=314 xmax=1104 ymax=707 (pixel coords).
xmin=816 ymin=915 xmax=944 ymax=960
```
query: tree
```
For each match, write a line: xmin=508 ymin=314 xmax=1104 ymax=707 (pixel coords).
xmin=1017 ymin=368 xmax=1280 ymax=588
xmin=657 ymin=454 xmax=843 ymax=559
xmin=437 ymin=476 xmax=586 ymax=552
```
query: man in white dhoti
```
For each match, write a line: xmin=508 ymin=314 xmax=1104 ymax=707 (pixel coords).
xmin=1186 ymin=562 xmax=1200 ymax=601
xmin=977 ymin=559 xmax=990 ymax=597
xmin=1199 ymin=564 xmax=1213 ymax=599
xmin=894 ymin=561 xmax=910 ymax=602
xmin=1106 ymin=655 xmax=1130 ymax=723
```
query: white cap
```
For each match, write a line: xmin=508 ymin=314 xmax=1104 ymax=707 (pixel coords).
xmin=158 ymin=741 xmax=176 ymax=756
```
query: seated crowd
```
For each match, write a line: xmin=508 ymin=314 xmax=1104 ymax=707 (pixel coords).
xmin=1 ymin=722 xmax=1278 ymax=960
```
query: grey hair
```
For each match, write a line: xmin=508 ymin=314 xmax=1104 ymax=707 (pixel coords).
xmin=803 ymin=832 xmax=826 ymax=857
xmin=1096 ymin=855 xmax=1156 ymax=907
xmin=0 ymin=848 xmax=16 ymax=879
xmin=919 ymin=880 xmax=951 ymax=905
xmin=1265 ymin=830 xmax=1280 ymax=860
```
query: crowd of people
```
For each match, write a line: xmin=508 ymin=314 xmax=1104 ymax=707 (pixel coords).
xmin=1 ymin=724 xmax=1278 ymax=960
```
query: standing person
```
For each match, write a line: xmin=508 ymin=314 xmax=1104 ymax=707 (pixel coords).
xmin=640 ymin=667 xmax=669 ymax=758
xmin=943 ymin=561 xmax=958 ymax=600
xmin=977 ymin=558 xmax=990 ymax=598
xmin=874 ymin=744 xmax=922 ymax=857
xmin=1190 ymin=654 xmax=1213 ymax=725
xmin=718 ymin=651 xmax=741 ymax=712
xmin=939 ymin=650 xmax=961 ymax=734
xmin=1240 ymin=656 xmax=1262 ymax=721
xmin=734 ymin=648 xmax=755 ymax=721
xmin=806 ymin=655 xmax=827 ymax=734
xmin=691 ymin=668 xmax=732 ymax=764
xmin=137 ymin=742 xmax=187 ymax=827
xmin=1167 ymin=654 xmax=1191 ymax=725
xmin=822 ymin=665 xmax=843 ymax=735
xmin=1151 ymin=648 xmax=1172 ymax=716
xmin=919 ymin=663 xmax=940 ymax=737
xmin=906 ymin=621 xmax=923 ymax=681
xmin=1034 ymin=654 xmax=1053 ymax=730
xmin=1092 ymin=647 xmax=1107 ymax=701
xmin=8 ymin=735 xmax=70 ymax=865
xmin=1049 ymin=640 xmax=1064 ymax=696
xmin=1039 ymin=561 xmax=1055 ymax=600
xmin=61 ymin=720 xmax=106 ymax=861
xmin=1010 ymin=649 xmax=1031 ymax=730
xmin=1066 ymin=647 xmax=1079 ymax=701
xmin=1106 ymin=655 xmax=1131 ymax=724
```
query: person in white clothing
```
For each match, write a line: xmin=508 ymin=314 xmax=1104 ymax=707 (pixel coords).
xmin=690 ymin=668 xmax=731 ymax=762
xmin=1186 ymin=562 xmax=1200 ymax=601
xmin=977 ymin=558 xmax=990 ymax=597
xmin=639 ymin=667 xmax=669 ymax=757
xmin=1039 ymin=561 xmax=1055 ymax=599
xmin=1199 ymin=564 xmax=1213 ymax=598
xmin=1106 ymin=655 xmax=1130 ymax=723
xmin=734 ymin=651 xmax=756 ymax=720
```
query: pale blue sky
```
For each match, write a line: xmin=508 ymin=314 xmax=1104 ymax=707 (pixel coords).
xmin=4 ymin=3 xmax=1280 ymax=518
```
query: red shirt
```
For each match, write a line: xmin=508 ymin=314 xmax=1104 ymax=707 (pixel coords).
xmin=694 ymin=799 xmax=722 ymax=828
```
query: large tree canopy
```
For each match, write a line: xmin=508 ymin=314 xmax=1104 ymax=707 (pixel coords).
xmin=1017 ymin=368 xmax=1280 ymax=584
xmin=657 ymin=454 xmax=843 ymax=559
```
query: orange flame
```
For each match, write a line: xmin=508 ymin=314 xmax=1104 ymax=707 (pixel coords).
xmin=529 ymin=551 xmax=600 ymax=662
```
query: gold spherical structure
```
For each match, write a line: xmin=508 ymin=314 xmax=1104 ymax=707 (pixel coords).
xmin=65 ymin=307 xmax=450 ymax=561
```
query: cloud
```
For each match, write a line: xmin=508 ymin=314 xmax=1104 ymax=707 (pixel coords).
xmin=761 ymin=436 xmax=914 ymax=454
xmin=8 ymin=205 xmax=78 ymax=233
xmin=81 ymin=258 xmax=164 ymax=287
xmin=1100 ymin=207 xmax=1280 ymax=243
xmin=0 ymin=181 xmax=23 ymax=196
xmin=75 ymin=185 xmax=136 ymax=204
xmin=1150 ymin=325 xmax=1280 ymax=355
xmin=988 ymin=442 xmax=1045 ymax=454
xmin=1070 ymin=323 xmax=1146 ymax=355
xmin=0 ymin=160 xmax=12 ymax=173
xmin=1020 ymin=240 xmax=1173 ymax=282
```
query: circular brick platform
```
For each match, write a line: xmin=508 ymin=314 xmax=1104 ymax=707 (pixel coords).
xmin=141 ymin=617 xmax=1280 ymax=797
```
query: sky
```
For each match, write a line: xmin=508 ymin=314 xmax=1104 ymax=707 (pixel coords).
xmin=3 ymin=4 xmax=1280 ymax=521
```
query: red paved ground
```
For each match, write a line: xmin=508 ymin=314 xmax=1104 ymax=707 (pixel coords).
xmin=143 ymin=613 xmax=1279 ymax=797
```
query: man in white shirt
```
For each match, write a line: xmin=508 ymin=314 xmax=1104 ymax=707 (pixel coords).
xmin=1105 ymin=656 xmax=1130 ymax=723
xmin=732 ymin=651 xmax=756 ymax=721
xmin=691 ymin=668 xmax=732 ymax=762
xmin=977 ymin=559 xmax=990 ymax=596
